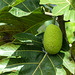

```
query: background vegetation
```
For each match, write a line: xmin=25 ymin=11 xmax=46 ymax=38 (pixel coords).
xmin=0 ymin=0 xmax=75 ymax=75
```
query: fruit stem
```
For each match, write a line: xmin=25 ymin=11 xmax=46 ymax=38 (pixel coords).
xmin=52 ymin=16 xmax=56 ymax=25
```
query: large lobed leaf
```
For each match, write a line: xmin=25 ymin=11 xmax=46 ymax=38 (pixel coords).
xmin=0 ymin=58 xmax=9 ymax=74
xmin=0 ymin=20 xmax=74 ymax=75
xmin=13 ymin=32 xmax=42 ymax=43
xmin=0 ymin=50 xmax=74 ymax=75
xmin=58 ymin=51 xmax=75 ymax=74
xmin=40 ymin=0 xmax=75 ymax=22
xmin=0 ymin=43 xmax=20 ymax=56
xmin=40 ymin=0 xmax=67 ymax=4
xmin=0 ymin=0 xmax=39 ymax=12
xmin=0 ymin=7 xmax=52 ymax=35
xmin=15 ymin=0 xmax=40 ymax=12
xmin=0 ymin=0 xmax=74 ymax=75
xmin=0 ymin=32 xmax=74 ymax=75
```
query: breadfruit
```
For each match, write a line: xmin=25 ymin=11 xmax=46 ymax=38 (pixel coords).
xmin=43 ymin=24 xmax=63 ymax=54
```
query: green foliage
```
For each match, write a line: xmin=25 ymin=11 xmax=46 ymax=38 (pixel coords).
xmin=9 ymin=7 xmax=30 ymax=17
xmin=40 ymin=0 xmax=66 ymax=4
xmin=71 ymin=41 xmax=75 ymax=60
xmin=0 ymin=7 xmax=51 ymax=34
xmin=0 ymin=0 xmax=12 ymax=10
xmin=65 ymin=22 xmax=75 ymax=43
xmin=15 ymin=0 xmax=40 ymax=12
xmin=0 ymin=40 xmax=74 ymax=75
xmin=0 ymin=0 xmax=75 ymax=75
xmin=40 ymin=0 xmax=75 ymax=22
xmin=70 ymin=0 xmax=75 ymax=10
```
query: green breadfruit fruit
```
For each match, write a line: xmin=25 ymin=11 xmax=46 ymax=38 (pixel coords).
xmin=43 ymin=24 xmax=63 ymax=54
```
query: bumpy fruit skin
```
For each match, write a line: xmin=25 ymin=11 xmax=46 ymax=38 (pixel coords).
xmin=43 ymin=24 xmax=62 ymax=54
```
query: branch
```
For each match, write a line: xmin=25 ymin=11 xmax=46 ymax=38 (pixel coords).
xmin=57 ymin=15 xmax=69 ymax=43
xmin=45 ymin=12 xmax=53 ymax=16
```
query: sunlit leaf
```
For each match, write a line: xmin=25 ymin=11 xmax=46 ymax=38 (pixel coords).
xmin=40 ymin=0 xmax=67 ymax=4
xmin=0 ymin=58 xmax=9 ymax=74
xmin=0 ymin=43 xmax=20 ymax=56
xmin=56 ymin=67 xmax=66 ymax=75
xmin=64 ymin=8 xmax=75 ymax=22
xmin=53 ymin=3 xmax=69 ymax=16
xmin=58 ymin=51 xmax=75 ymax=74
xmin=65 ymin=22 xmax=75 ymax=43
xmin=52 ymin=2 xmax=75 ymax=22
xmin=40 ymin=0 xmax=75 ymax=22
xmin=9 ymin=7 xmax=30 ymax=17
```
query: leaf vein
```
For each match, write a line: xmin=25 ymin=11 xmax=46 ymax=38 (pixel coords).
xmin=2 ymin=0 xmax=10 ymax=5
xmin=47 ymin=55 xmax=56 ymax=73
xmin=32 ymin=53 xmax=47 ymax=75
xmin=55 ymin=4 xmax=69 ymax=15
xmin=22 ymin=2 xmax=31 ymax=12
xmin=7 ymin=62 xmax=39 ymax=67
xmin=39 ymin=66 xmax=43 ymax=75
xmin=31 ymin=0 xmax=36 ymax=9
